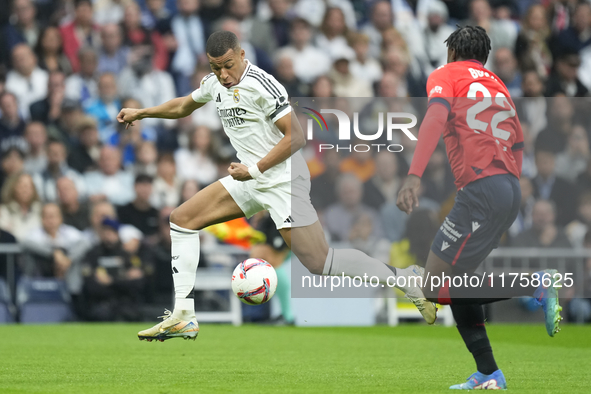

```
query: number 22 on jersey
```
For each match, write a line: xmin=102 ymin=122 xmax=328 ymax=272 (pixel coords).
xmin=466 ymin=82 xmax=516 ymax=141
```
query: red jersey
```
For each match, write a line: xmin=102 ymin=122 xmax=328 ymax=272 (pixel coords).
xmin=421 ymin=60 xmax=524 ymax=189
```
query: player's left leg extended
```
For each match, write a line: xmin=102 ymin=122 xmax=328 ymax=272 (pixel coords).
xmin=280 ymin=221 xmax=436 ymax=324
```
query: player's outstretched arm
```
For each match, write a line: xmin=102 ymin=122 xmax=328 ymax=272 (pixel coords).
xmin=228 ymin=112 xmax=305 ymax=181
xmin=397 ymin=103 xmax=448 ymax=214
xmin=117 ymin=95 xmax=205 ymax=128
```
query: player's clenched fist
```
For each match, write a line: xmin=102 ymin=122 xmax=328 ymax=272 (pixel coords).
xmin=396 ymin=174 xmax=421 ymax=214
xmin=228 ymin=162 xmax=252 ymax=181
xmin=117 ymin=108 xmax=141 ymax=128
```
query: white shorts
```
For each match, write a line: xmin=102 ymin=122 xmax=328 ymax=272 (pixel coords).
xmin=220 ymin=175 xmax=318 ymax=229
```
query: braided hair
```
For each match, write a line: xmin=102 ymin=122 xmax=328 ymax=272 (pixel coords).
xmin=444 ymin=25 xmax=491 ymax=64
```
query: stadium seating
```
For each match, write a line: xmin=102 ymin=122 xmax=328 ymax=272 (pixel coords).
xmin=16 ymin=278 xmax=73 ymax=324
xmin=0 ymin=278 xmax=15 ymax=323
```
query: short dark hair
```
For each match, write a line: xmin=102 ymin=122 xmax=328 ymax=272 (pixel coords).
xmin=206 ymin=31 xmax=240 ymax=57
xmin=445 ymin=25 xmax=491 ymax=64
xmin=135 ymin=174 xmax=153 ymax=184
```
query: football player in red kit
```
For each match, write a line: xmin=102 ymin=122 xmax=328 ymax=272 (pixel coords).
xmin=397 ymin=26 xmax=563 ymax=390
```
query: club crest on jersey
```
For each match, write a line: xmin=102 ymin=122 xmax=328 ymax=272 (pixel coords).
xmin=233 ymin=89 xmax=240 ymax=103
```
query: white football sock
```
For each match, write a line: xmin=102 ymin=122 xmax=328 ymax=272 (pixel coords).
xmin=170 ymin=222 xmax=200 ymax=320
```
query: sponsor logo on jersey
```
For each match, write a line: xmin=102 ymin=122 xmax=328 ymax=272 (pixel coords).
xmin=233 ymin=89 xmax=240 ymax=103
xmin=302 ymin=107 xmax=417 ymax=153
xmin=429 ymin=86 xmax=443 ymax=97
xmin=217 ymin=107 xmax=247 ymax=127
xmin=216 ymin=93 xmax=221 ymax=102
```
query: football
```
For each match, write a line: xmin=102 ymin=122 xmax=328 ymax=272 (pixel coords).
xmin=231 ymin=258 xmax=278 ymax=305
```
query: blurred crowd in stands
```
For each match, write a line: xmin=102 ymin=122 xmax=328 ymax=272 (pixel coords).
xmin=1 ymin=0 xmax=591 ymax=323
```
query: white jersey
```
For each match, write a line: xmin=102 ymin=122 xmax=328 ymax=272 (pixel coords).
xmin=191 ymin=60 xmax=309 ymax=188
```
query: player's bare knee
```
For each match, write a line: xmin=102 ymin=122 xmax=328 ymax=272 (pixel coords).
xmin=170 ymin=208 xmax=199 ymax=230
xmin=294 ymin=250 xmax=325 ymax=275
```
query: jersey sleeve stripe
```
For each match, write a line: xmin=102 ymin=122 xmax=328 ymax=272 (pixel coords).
xmin=428 ymin=97 xmax=451 ymax=112
xmin=247 ymin=73 xmax=279 ymax=98
xmin=270 ymin=103 xmax=289 ymax=120
xmin=511 ymin=142 xmax=524 ymax=151
xmin=248 ymin=70 xmax=282 ymax=97
xmin=203 ymin=72 xmax=215 ymax=82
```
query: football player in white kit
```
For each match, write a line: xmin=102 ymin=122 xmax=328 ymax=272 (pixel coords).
xmin=117 ymin=31 xmax=435 ymax=341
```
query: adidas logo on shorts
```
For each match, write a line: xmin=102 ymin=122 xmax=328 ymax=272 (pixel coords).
xmin=284 ymin=216 xmax=295 ymax=224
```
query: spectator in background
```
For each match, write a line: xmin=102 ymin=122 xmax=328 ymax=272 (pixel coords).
xmin=339 ymin=141 xmax=375 ymax=183
xmin=423 ymin=0 xmax=455 ymax=72
xmin=324 ymin=174 xmax=383 ymax=242
xmin=3 ymin=0 xmax=41 ymax=52
xmin=0 ymin=91 xmax=26 ymax=150
xmin=82 ymin=200 xmax=141 ymax=247
xmin=142 ymin=0 xmax=173 ymax=33
xmin=108 ymin=98 xmax=157 ymax=166
xmin=363 ymin=151 xmax=401 ymax=209
xmin=536 ymin=95 xmax=575 ymax=153
xmin=0 ymin=172 xmax=42 ymax=241
xmin=117 ymin=45 xmax=176 ymax=129
xmin=46 ymin=99 xmax=85 ymax=149
xmin=5 ymin=43 xmax=48 ymax=119
xmin=117 ymin=174 xmax=159 ymax=237
xmin=218 ymin=17 xmax=274 ymax=74
xmin=532 ymin=146 xmax=576 ymax=226
xmin=389 ymin=209 xmax=440 ymax=268
xmin=555 ymin=124 xmax=589 ymax=182
xmin=170 ymin=0 xmax=206 ymax=94
xmin=0 ymin=147 xmax=25 ymax=189
xmin=382 ymin=46 xmax=425 ymax=97
xmin=310 ymin=149 xmax=340 ymax=212
xmin=57 ymin=176 xmax=90 ymax=231
xmin=144 ymin=206 xmax=174 ymax=299
xmin=29 ymin=71 xmax=67 ymax=125
xmin=151 ymin=153 xmax=181 ymax=210
xmin=84 ymin=73 xmax=121 ymax=141
xmin=508 ymin=176 xmax=536 ymax=239
xmin=0 ymin=227 xmax=17 ymax=280
xmin=65 ymin=47 xmax=99 ymax=105
xmin=81 ymin=217 xmax=145 ymax=322
xmin=317 ymin=6 xmax=350 ymax=58
xmin=349 ymin=32 xmax=382 ymax=85
xmin=22 ymin=121 xmax=48 ymax=174
xmin=97 ymin=24 xmax=129 ymax=75
xmin=279 ymin=18 xmax=330 ymax=84
xmin=515 ymin=4 xmax=552 ymax=78
xmin=464 ymin=0 xmax=516 ymax=61
xmin=348 ymin=212 xmax=391 ymax=263
xmin=420 ymin=145 xmax=456 ymax=204
xmin=268 ymin=0 xmax=290 ymax=48
xmin=94 ymin=0 xmax=126 ymax=25
xmin=59 ymin=0 xmax=100 ymax=73
xmin=175 ymin=126 xmax=219 ymax=186
xmin=273 ymin=52 xmax=306 ymax=98
xmin=550 ymin=1 xmax=591 ymax=57
xmin=512 ymin=199 xmax=572 ymax=248
xmin=493 ymin=47 xmax=522 ymax=97
xmin=328 ymin=47 xmax=373 ymax=98
xmin=309 ymin=76 xmax=333 ymax=99
xmin=518 ymin=70 xmax=547 ymax=138
xmin=34 ymin=26 xmax=73 ymax=76
xmin=133 ymin=141 xmax=158 ymax=177
xmin=84 ymin=146 xmax=134 ymax=205
xmin=21 ymin=202 xmax=86 ymax=294
xmin=121 ymin=1 xmax=168 ymax=71
xmin=565 ymin=192 xmax=591 ymax=248
xmin=179 ymin=179 xmax=200 ymax=204
xmin=361 ymin=0 xmax=393 ymax=59
xmin=67 ymin=116 xmax=102 ymax=174
xmin=230 ymin=0 xmax=275 ymax=55
xmin=32 ymin=140 xmax=86 ymax=202
xmin=545 ymin=51 xmax=588 ymax=97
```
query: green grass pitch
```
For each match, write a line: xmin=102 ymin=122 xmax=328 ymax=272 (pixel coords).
xmin=0 ymin=323 xmax=589 ymax=393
